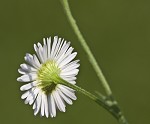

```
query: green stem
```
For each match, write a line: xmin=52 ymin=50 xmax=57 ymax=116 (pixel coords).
xmin=57 ymin=77 xmax=128 ymax=124
xmin=60 ymin=0 xmax=112 ymax=96
xmin=59 ymin=0 xmax=129 ymax=123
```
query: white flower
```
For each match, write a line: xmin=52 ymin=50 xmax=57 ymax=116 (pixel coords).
xmin=17 ymin=36 xmax=80 ymax=118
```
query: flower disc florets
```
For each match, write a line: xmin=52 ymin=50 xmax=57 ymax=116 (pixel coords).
xmin=37 ymin=60 xmax=60 ymax=94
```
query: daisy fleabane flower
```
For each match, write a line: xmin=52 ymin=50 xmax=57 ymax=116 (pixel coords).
xmin=17 ymin=36 xmax=80 ymax=118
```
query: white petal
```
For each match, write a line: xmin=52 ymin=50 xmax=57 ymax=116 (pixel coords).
xmin=52 ymin=90 xmax=66 ymax=112
xmin=60 ymin=69 xmax=79 ymax=77
xmin=60 ymin=76 xmax=76 ymax=84
xmin=53 ymin=38 xmax=61 ymax=59
xmin=24 ymin=53 xmax=33 ymax=63
xmin=33 ymin=54 xmax=41 ymax=68
xmin=50 ymin=36 xmax=58 ymax=59
xmin=24 ymin=88 xmax=35 ymax=104
xmin=47 ymin=37 xmax=51 ymax=59
xmin=43 ymin=38 xmax=46 ymax=45
xmin=29 ymin=88 xmax=40 ymax=105
xmin=20 ymin=63 xmax=37 ymax=72
xmin=48 ymin=94 xmax=54 ymax=118
xmin=44 ymin=44 xmax=48 ymax=60
xmin=57 ymin=88 xmax=73 ymax=105
xmin=50 ymin=93 xmax=56 ymax=117
xmin=21 ymin=90 xmax=30 ymax=99
xmin=38 ymin=43 xmax=45 ymax=63
xmin=54 ymin=38 xmax=64 ymax=59
xmin=40 ymin=93 xmax=45 ymax=116
xmin=20 ymin=81 xmax=37 ymax=91
xmin=42 ymin=39 xmax=48 ymax=62
xmin=58 ymin=52 xmax=77 ymax=68
xmin=37 ymin=42 xmax=42 ymax=48
xmin=61 ymin=63 xmax=80 ymax=73
xmin=57 ymin=85 xmax=77 ymax=100
xmin=34 ymin=93 xmax=42 ymax=116
xmin=33 ymin=102 xmax=36 ymax=109
xmin=69 ymin=81 xmax=76 ymax=84
xmin=58 ymin=84 xmax=75 ymax=93
xmin=17 ymin=73 xmax=37 ymax=82
xmin=64 ymin=47 xmax=74 ymax=57
xmin=60 ymin=60 xmax=80 ymax=70
xmin=43 ymin=94 xmax=49 ymax=118
xmin=56 ymin=47 xmax=74 ymax=65
xmin=18 ymin=69 xmax=27 ymax=74
xmin=61 ymin=76 xmax=76 ymax=81
xmin=56 ymin=41 xmax=67 ymax=58
xmin=34 ymin=44 xmax=44 ymax=64
xmin=24 ymin=53 xmax=39 ymax=69
xmin=56 ymin=41 xmax=70 ymax=63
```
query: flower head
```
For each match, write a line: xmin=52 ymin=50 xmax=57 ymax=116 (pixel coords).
xmin=17 ymin=36 xmax=80 ymax=118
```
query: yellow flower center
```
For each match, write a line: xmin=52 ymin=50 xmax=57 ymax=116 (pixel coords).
xmin=37 ymin=60 xmax=61 ymax=94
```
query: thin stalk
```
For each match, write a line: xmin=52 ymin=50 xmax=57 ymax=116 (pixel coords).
xmin=60 ymin=0 xmax=112 ymax=96
xmin=57 ymin=77 xmax=128 ymax=124
xmin=59 ymin=0 xmax=129 ymax=123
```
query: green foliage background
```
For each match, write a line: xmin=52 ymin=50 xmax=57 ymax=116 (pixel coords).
xmin=0 ymin=0 xmax=150 ymax=123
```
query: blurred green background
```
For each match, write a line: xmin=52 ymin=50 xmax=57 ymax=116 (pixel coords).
xmin=0 ymin=0 xmax=150 ymax=123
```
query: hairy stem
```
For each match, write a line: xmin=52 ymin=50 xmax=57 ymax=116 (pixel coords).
xmin=59 ymin=0 xmax=129 ymax=123
xmin=58 ymin=77 xmax=128 ymax=124
xmin=60 ymin=0 xmax=112 ymax=96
